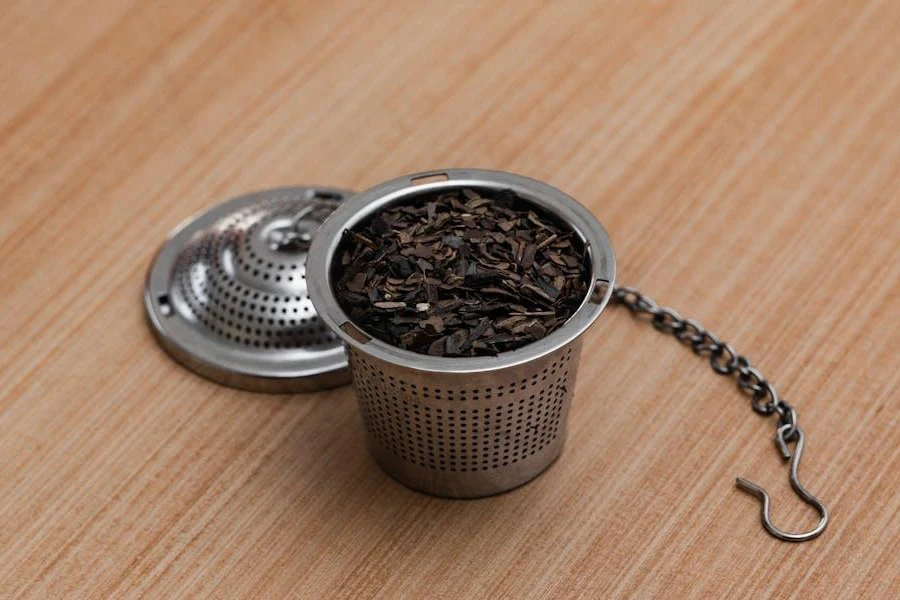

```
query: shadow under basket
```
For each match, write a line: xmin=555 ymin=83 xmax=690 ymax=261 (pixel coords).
xmin=307 ymin=169 xmax=616 ymax=498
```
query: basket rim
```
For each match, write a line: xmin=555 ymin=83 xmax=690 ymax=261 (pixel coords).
xmin=307 ymin=169 xmax=616 ymax=374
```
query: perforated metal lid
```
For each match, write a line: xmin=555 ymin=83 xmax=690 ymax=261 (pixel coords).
xmin=144 ymin=186 xmax=353 ymax=392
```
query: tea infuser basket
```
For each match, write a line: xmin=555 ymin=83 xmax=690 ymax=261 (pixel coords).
xmin=307 ymin=170 xmax=616 ymax=497
xmin=142 ymin=175 xmax=829 ymax=540
xmin=144 ymin=186 xmax=354 ymax=393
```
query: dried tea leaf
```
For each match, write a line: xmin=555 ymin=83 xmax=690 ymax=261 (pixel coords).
xmin=536 ymin=233 xmax=558 ymax=250
xmin=527 ymin=211 xmax=551 ymax=230
xmin=535 ymin=277 xmax=561 ymax=300
xmin=345 ymin=272 xmax=367 ymax=293
xmin=441 ymin=235 xmax=463 ymax=248
xmin=521 ymin=283 xmax=555 ymax=304
xmin=373 ymin=301 xmax=406 ymax=310
xmin=428 ymin=336 xmax=447 ymax=355
xmin=521 ymin=244 xmax=537 ymax=269
xmin=421 ymin=315 xmax=445 ymax=334
xmin=496 ymin=315 xmax=527 ymax=330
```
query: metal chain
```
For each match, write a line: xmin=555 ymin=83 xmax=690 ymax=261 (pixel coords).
xmin=612 ymin=286 xmax=797 ymax=435
xmin=611 ymin=285 xmax=828 ymax=542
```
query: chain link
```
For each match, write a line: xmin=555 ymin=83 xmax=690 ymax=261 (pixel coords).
xmin=612 ymin=286 xmax=798 ymax=441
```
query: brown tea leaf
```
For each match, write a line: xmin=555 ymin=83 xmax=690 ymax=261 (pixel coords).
xmin=421 ymin=315 xmax=445 ymax=334
xmin=373 ymin=301 xmax=406 ymax=310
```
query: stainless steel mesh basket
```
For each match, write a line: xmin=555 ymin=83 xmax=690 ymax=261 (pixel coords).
xmin=308 ymin=170 xmax=616 ymax=497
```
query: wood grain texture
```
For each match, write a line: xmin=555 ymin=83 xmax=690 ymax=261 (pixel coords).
xmin=1 ymin=1 xmax=899 ymax=598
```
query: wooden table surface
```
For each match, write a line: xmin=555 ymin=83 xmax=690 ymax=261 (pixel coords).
xmin=2 ymin=1 xmax=899 ymax=598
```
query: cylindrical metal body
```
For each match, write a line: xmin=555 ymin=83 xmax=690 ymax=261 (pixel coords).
xmin=308 ymin=170 xmax=615 ymax=497
xmin=347 ymin=340 xmax=581 ymax=497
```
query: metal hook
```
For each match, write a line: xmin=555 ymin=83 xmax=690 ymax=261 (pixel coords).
xmin=736 ymin=427 xmax=829 ymax=542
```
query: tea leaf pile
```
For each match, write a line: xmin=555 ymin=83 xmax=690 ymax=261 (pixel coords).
xmin=335 ymin=189 xmax=589 ymax=356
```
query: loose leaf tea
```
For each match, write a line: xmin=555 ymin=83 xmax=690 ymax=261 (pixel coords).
xmin=334 ymin=188 xmax=589 ymax=356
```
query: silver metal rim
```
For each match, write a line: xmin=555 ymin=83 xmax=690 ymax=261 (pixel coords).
xmin=307 ymin=169 xmax=616 ymax=374
xmin=144 ymin=186 xmax=354 ymax=393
